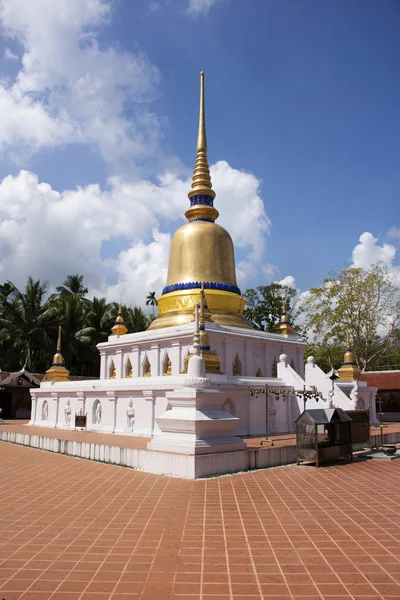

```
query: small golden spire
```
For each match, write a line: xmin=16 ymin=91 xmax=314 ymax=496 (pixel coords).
xmin=44 ymin=326 xmax=70 ymax=382
xmin=185 ymin=72 xmax=219 ymax=223
xmin=338 ymin=326 xmax=361 ymax=381
xmin=279 ymin=303 xmax=294 ymax=335
xmin=111 ymin=304 xmax=128 ymax=336
xmin=183 ymin=283 xmax=221 ymax=374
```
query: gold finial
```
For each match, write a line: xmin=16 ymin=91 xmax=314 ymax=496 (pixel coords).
xmin=111 ymin=304 xmax=128 ymax=336
xmin=338 ymin=325 xmax=361 ymax=381
xmin=343 ymin=326 xmax=355 ymax=365
xmin=199 ymin=282 xmax=213 ymax=322
xmin=279 ymin=303 xmax=293 ymax=335
xmin=44 ymin=326 xmax=70 ymax=382
xmin=53 ymin=326 xmax=64 ymax=365
xmin=185 ymin=72 xmax=218 ymax=223
xmin=182 ymin=283 xmax=221 ymax=374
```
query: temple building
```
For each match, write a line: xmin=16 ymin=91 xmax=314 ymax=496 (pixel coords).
xmin=27 ymin=73 xmax=378 ymax=478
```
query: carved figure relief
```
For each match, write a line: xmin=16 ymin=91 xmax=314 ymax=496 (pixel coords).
xmin=93 ymin=400 xmax=102 ymax=425
xmin=42 ymin=400 xmax=48 ymax=421
xmin=64 ymin=399 xmax=71 ymax=427
xmin=126 ymin=399 xmax=135 ymax=431
xmin=256 ymin=368 xmax=263 ymax=377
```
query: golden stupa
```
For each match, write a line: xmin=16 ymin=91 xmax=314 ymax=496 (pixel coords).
xmin=148 ymin=72 xmax=252 ymax=330
xmin=111 ymin=304 xmax=128 ymax=336
xmin=279 ymin=303 xmax=294 ymax=335
xmin=337 ymin=327 xmax=361 ymax=382
xmin=44 ymin=326 xmax=70 ymax=382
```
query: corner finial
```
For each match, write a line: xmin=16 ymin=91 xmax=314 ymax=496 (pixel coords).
xmin=44 ymin=326 xmax=70 ymax=382
xmin=338 ymin=325 xmax=361 ymax=381
xmin=111 ymin=304 xmax=128 ymax=336
xmin=185 ymin=72 xmax=218 ymax=223
xmin=279 ymin=303 xmax=294 ymax=335
xmin=193 ymin=304 xmax=200 ymax=356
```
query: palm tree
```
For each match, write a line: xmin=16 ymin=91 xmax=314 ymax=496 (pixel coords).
xmin=0 ymin=278 xmax=58 ymax=372
xmin=125 ymin=306 xmax=149 ymax=332
xmin=57 ymin=274 xmax=88 ymax=296
xmin=146 ymin=291 xmax=158 ymax=316
xmin=77 ymin=297 xmax=111 ymax=346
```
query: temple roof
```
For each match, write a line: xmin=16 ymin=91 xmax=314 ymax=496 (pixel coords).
xmin=362 ymin=370 xmax=400 ymax=391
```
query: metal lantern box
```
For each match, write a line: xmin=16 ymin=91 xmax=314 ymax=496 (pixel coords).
xmin=296 ymin=408 xmax=353 ymax=466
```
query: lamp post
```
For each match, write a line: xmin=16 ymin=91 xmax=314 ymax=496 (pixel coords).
xmin=326 ymin=368 xmax=340 ymax=408
xmin=376 ymin=396 xmax=384 ymax=446
xmin=249 ymin=384 xmax=289 ymax=446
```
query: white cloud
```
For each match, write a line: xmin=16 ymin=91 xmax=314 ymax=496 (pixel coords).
xmin=4 ymin=48 xmax=19 ymax=61
xmin=0 ymin=0 xmax=160 ymax=167
xmin=0 ymin=0 xmax=272 ymax=306
xmin=187 ymin=0 xmax=222 ymax=17
xmin=0 ymin=164 xmax=271 ymax=305
xmin=278 ymin=275 xmax=297 ymax=289
xmin=387 ymin=226 xmax=400 ymax=240
xmin=107 ymin=229 xmax=171 ymax=307
xmin=352 ymin=231 xmax=400 ymax=285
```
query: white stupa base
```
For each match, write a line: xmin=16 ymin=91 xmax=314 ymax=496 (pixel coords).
xmin=147 ymin=386 xmax=247 ymax=455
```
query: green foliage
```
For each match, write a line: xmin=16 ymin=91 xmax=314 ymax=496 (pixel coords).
xmin=302 ymin=264 xmax=400 ymax=371
xmin=304 ymin=343 xmax=345 ymax=373
xmin=0 ymin=275 xmax=151 ymax=376
xmin=146 ymin=291 xmax=158 ymax=316
xmin=243 ymin=283 xmax=297 ymax=332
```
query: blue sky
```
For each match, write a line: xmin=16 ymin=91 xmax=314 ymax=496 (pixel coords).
xmin=0 ymin=0 xmax=399 ymax=306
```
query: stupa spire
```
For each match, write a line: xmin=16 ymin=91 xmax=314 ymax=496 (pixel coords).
xmin=185 ymin=72 xmax=219 ymax=223
xmin=279 ymin=303 xmax=294 ymax=335
xmin=111 ymin=304 xmax=128 ymax=336
xmin=337 ymin=326 xmax=361 ymax=381
xmin=44 ymin=326 xmax=70 ymax=382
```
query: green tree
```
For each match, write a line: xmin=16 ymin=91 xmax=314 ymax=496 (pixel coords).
xmin=108 ymin=303 xmax=149 ymax=333
xmin=0 ymin=278 xmax=58 ymax=372
xmin=146 ymin=291 xmax=158 ymax=316
xmin=302 ymin=264 xmax=400 ymax=371
xmin=56 ymin=274 xmax=89 ymax=299
xmin=243 ymin=283 xmax=297 ymax=332
xmin=304 ymin=342 xmax=346 ymax=373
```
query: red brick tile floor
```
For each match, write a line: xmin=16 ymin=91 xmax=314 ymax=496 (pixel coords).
xmin=1 ymin=443 xmax=400 ymax=600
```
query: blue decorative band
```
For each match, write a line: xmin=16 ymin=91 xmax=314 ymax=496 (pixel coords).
xmin=52 ymin=362 xmax=65 ymax=367
xmin=200 ymin=346 xmax=211 ymax=351
xmin=162 ymin=281 xmax=242 ymax=296
xmin=343 ymin=361 xmax=356 ymax=365
xmin=191 ymin=218 xmax=213 ymax=223
xmin=189 ymin=194 xmax=214 ymax=207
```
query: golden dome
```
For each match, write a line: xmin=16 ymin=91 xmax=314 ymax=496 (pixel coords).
xmin=148 ymin=72 xmax=252 ymax=330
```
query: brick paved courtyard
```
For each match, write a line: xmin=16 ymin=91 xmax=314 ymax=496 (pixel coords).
xmin=1 ymin=443 xmax=400 ymax=600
